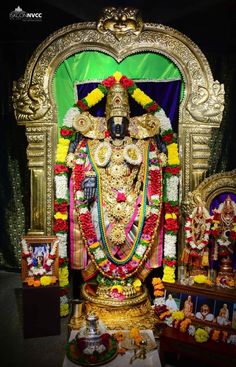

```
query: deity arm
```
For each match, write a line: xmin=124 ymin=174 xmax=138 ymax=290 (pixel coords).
xmin=65 ymin=132 xmax=82 ymax=168
xmin=155 ymin=134 xmax=168 ymax=155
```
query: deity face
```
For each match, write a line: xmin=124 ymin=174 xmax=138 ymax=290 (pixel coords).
xmin=108 ymin=116 xmax=129 ymax=139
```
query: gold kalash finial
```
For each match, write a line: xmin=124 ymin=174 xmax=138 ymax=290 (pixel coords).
xmin=105 ymin=81 xmax=130 ymax=120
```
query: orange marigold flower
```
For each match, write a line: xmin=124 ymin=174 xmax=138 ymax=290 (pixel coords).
xmin=33 ymin=279 xmax=41 ymax=287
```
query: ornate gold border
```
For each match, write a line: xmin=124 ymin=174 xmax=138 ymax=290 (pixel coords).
xmin=12 ymin=9 xmax=225 ymax=235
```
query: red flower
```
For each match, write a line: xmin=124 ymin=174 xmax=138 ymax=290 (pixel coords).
xmin=149 ymin=170 xmax=161 ymax=195
xmin=54 ymin=200 xmax=68 ymax=213
xmin=143 ymin=214 xmax=158 ymax=236
xmin=116 ymin=192 xmax=126 ymax=202
xmin=73 ymin=164 xmax=85 ymax=191
xmin=53 ymin=219 xmax=68 ymax=232
xmin=163 ymin=258 xmax=177 ymax=266
xmin=102 ymin=76 xmax=116 ymax=88
xmin=59 ymin=257 xmax=68 ymax=266
xmin=76 ymin=99 xmax=88 ymax=111
xmin=60 ymin=128 xmax=73 ymax=138
xmin=105 ymin=130 xmax=110 ymax=138
xmin=146 ymin=102 xmax=159 ymax=113
xmin=162 ymin=133 xmax=173 ymax=144
xmin=165 ymin=166 xmax=180 ymax=175
xmin=54 ymin=164 xmax=68 ymax=175
xmin=164 ymin=218 xmax=179 ymax=232
xmin=80 ymin=213 xmax=97 ymax=239
xmin=120 ymin=75 xmax=134 ymax=89
xmin=164 ymin=203 xmax=179 ymax=215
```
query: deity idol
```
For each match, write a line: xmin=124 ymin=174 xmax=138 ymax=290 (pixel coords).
xmin=182 ymin=202 xmax=212 ymax=276
xmin=211 ymin=195 xmax=236 ymax=287
xmin=54 ymin=73 xmax=180 ymax=318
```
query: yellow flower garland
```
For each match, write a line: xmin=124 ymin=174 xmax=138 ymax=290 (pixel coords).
xmin=167 ymin=143 xmax=180 ymax=165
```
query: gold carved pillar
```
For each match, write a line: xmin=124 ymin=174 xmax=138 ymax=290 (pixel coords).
xmin=12 ymin=78 xmax=56 ymax=235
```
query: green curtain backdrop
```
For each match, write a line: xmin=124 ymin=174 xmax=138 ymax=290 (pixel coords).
xmin=53 ymin=51 xmax=183 ymax=130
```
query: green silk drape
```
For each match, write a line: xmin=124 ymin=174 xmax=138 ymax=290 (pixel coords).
xmin=53 ymin=51 xmax=183 ymax=130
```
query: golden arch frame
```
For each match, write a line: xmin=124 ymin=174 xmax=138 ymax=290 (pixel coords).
xmin=12 ymin=10 xmax=224 ymax=237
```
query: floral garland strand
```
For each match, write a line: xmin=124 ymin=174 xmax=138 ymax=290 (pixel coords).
xmin=55 ymin=72 xmax=180 ymax=286
xmin=72 ymin=139 xmax=163 ymax=279
xmin=53 ymin=128 xmax=73 ymax=316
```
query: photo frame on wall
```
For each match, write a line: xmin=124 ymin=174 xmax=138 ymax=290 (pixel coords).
xmin=21 ymin=236 xmax=59 ymax=283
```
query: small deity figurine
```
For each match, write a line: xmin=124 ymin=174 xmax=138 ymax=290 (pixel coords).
xmin=182 ymin=295 xmax=194 ymax=318
xmin=182 ymin=202 xmax=212 ymax=276
xmin=54 ymin=72 xmax=180 ymax=304
xmin=211 ymin=195 xmax=236 ymax=287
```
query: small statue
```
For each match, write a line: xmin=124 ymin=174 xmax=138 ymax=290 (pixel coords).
xmin=181 ymin=202 xmax=212 ymax=276
xmin=211 ymin=195 xmax=236 ymax=287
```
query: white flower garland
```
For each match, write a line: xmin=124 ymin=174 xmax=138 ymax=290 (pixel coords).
xmin=166 ymin=176 xmax=179 ymax=202
xmin=55 ymin=175 xmax=68 ymax=199
xmin=63 ymin=107 xmax=81 ymax=127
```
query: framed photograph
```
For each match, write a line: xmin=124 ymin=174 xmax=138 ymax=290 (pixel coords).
xmin=195 ymin=296 xmax=215 ymax=323
xmin=21 ymin=236 xmax=59 ymax=282
xmin=165 ymin=291 xmax=181 ymax=312
xmin=215 ymin=301 xmax=233 ymax=328
xmin=180 ymin=294 xmax=197 ymax=318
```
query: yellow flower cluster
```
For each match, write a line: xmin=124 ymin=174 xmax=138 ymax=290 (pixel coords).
xmin=56 ymin=138 xmax=70 ymax=162
xmin=40 ymin=275 xmax=52 ymax=286
xmin=162 ymin=265 xmax=175 ymax=283
xmin=172 ymin=310 xmax=185 ymax=321
xmin=167 ymin=143 xmax=180 ymax=165
xmin=54 ymin=212 xmax=68 ymax=220
xmin=85 ymin=88 xmax=104 ymax=107
xmin=165 ymin=213 xmax=177 ymax=220
xmin=60 ymin=303 xmax=69 ymax=317
xmin=111 ymin=284 xmax=123 ymax=292
xmin=59 ymin=266 xmax=69 ymax=287
xmin=132 ymin=88 xmax=153 ymax=106
xmin=194 ymin=274 xmax=208 ymax=284
xmin=133 ymin=278 xmax=142 ymax=292
xmin=195 ymin=328 xmax=209 ymax=343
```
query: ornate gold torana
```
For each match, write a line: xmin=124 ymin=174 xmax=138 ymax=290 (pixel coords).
xmin=12 ymin=7 xmax=226 ymax=331
xmin=12 ymin=8 xmax=224 ymax=243
xmin=185 ymin=169 xmax=236 ymax=215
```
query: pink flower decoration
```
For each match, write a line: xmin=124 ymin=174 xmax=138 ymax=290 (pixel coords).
xmin=116 ymin=192 xmax=126 ymax=202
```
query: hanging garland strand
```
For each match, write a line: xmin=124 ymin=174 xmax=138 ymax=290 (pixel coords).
xmin=54 ymin=71 xmax=180 ymax=289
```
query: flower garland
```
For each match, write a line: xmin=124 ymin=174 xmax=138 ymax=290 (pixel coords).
xmin=54 ymin=132 xmax=72 ymax=317
xmin=54 ymin=71 xmax=180 ymax=286
xmin=72 ymin=139 xmax=162 ymax=279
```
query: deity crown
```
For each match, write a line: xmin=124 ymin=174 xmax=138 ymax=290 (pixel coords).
xmin=105 ymin=81 xmax=130 ymax=120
